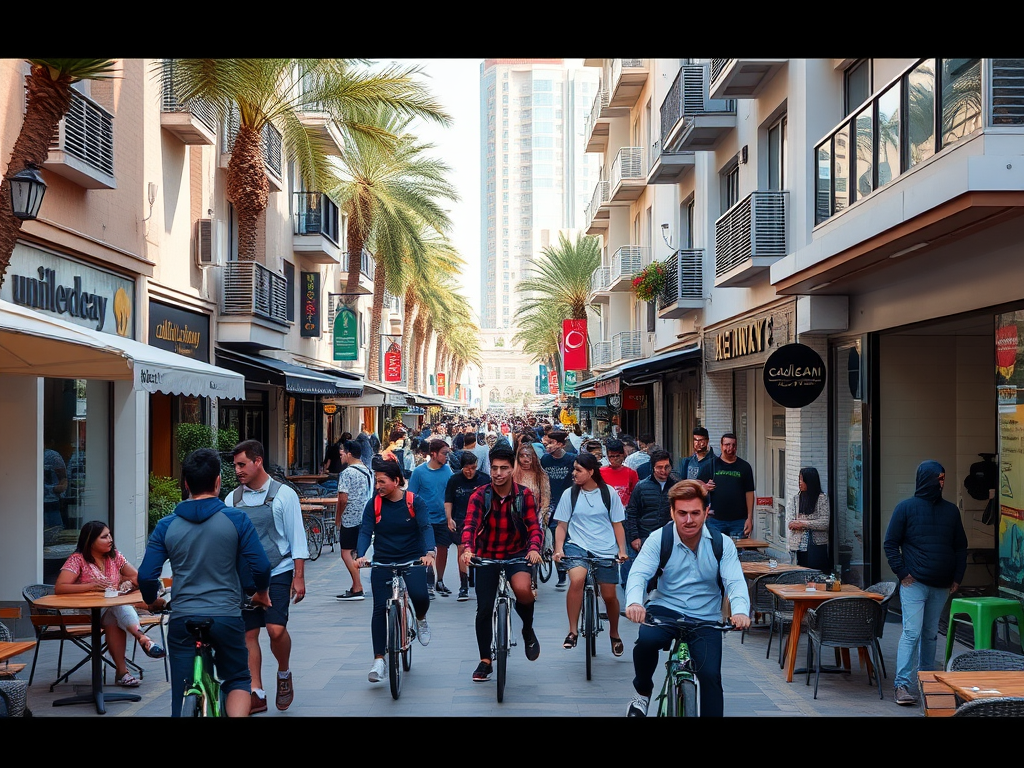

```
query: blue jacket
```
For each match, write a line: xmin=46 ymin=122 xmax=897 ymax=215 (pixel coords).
xmin=138 ymin=496 xmax=271 ymax=616
xmin=883 ymin=460 xmax=968 ymax=588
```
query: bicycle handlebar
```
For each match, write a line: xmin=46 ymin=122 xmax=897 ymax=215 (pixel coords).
xmin=362 ymin=560 xmax=423 ymax=570
xmin=470 ymin=556 xmax=531 ymax=567
xmin=561 ymin=555 xmax=622 ymax=568
xmin=642 ymin=614 xmax=737 ymax=633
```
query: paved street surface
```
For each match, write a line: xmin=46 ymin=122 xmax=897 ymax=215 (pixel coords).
xmin=20 ymin=547 xmax=954 ymax=718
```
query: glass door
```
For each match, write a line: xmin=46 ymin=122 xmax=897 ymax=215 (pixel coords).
xmin=832 ymin=339 xmax=867 ymax=587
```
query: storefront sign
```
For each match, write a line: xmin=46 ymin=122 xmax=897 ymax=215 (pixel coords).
xmin=3 ymin=243 xmax=136 ymax=337
xmin=384 ymin=341 xmax=402 ymax=382
xmin=149 ymin=300 xmax=210 ymax=362
xmin=564 ymin=370 xmax=577 ymax=394
xmin=548 ymin=370 xmax=559 ymax=394
xmin=595 ymin=376 xmax=620 ymax=397
xmin=437 ymin=372 xmax=446 ymax=397
xmin=538 ymin=364 xmax=548 ymax=395
xmin=763 ymin=343 xmax=827 ymax=408
xmin=301 ymin=272 xmax=320 ymax=337
xmin=715 ymin=317 xmax=770 ymax=361
xmin=622 ymin=386 xmax=647 ymax=410
xmin=705 ymin=303 xmax=794 ymax=374
xmin=323 ymin=403 xmax=338 ymax=414
xmin=333 ymin=302 xmax=358 ymax=361
xmin=562 ymin=319 xmax=588 ymax=370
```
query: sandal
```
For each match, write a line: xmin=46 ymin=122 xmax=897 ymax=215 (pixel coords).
xmin=563 ymin=632 xmax=578 ymax=649
xmin=115 ymin=672 xmax=141 ymax=687
xmin=611 ymin=637 xmax=624 ymax=657
xmin=141 ymin=639 xmax=166 ymax=659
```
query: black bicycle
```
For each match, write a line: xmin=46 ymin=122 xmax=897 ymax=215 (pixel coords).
xmin=364 ymin=560 xmax=420 ymax=699
xmin=470 ymin=556 xmax=530 ymax=702
xmin=642 ymin=614 xmax=736 ymax=717
xmin=536 ymin=526 xmax=555 ymax=584
xmin=562 ymin=554 xmax=620 ymax=681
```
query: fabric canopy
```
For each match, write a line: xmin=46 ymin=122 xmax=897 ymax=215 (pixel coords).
xmin=0 ymin=299 xmax=245 ymax=399
xmin=215 ymin=347 xmax=362 ymax=397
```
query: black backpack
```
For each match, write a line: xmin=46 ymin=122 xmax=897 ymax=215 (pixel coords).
xmin=644 ymin=522 xmax=724 ymax=598
xmin=476 ymin=483 xmax=530 ymax=541
xmin=567 ymin=483 xmax=612 ymax=525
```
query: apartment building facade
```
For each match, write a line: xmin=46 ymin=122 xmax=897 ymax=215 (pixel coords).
xmin=584 ymin=58 xmax=1022 ymax=598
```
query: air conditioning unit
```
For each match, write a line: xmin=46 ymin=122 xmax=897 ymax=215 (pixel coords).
xmin=195 ymin=218 xmax=215 ymax=267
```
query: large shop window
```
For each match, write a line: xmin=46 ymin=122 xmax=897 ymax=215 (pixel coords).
xmin=832 ymin=340 xmax=866 ymax=587
xmin=997 ymin=311 xmax=1024 ymax=600
xmin=42 ymin=378 xmax=111 ymax=582
xmin=287 ymin=394 xmax=318 ymax=475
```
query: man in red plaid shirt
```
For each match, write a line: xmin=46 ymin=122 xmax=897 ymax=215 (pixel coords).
xmin=460 ymin=444 xmax=543 ymax=683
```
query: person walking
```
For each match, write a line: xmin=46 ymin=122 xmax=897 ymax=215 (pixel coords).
xmin=542 ymin=430 xmax=577 ymax=590
xmin=884 ymin=460 xmax=968 ymax=706
xmin=513 ymin=440 xmax=551 ymax=596
xmin=335 ymin=440 xmax=374 ymax=601
xmin=622 ymin=449 xmax=680 ymax=595
xmin=697 ymin=433 xmax=754 ymax=539
xmin=407 ymin=438 xmax=454 ymax=597
xmin=787 ymin=467 xmax=831 ymax=571
xmin=444 ymin=452 xmax=491 ymax=601
xmin=677 ymin=426 xmax=716 ymax=479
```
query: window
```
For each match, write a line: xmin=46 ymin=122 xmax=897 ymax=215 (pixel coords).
xmin=685 ymin=199 xmax=695 ymax=249
xmin=907 ymin=59 xmax=936 ymax=169
xmin=284 ymin=261 xmax=295 ymax=322
xmin=722 ymin=163 xmax=740 ymax=213
xmin=845 ymin=60 xmax=871 ymax=116
xmin=767 ymin=115 xmax=787 ymax=191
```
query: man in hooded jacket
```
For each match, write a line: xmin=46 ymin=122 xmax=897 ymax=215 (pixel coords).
xmin=883 ymin=460 xmax=967 ymax=706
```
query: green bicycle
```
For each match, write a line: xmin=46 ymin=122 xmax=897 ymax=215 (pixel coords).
xmin=180 ymin=617 xmax=224 ymax=717
xmin=646 ymin=614 xmax=735 ymax=717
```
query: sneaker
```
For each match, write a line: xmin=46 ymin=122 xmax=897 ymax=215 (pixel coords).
xmin=626 ymin=693 xmax=650 ymax=717
xmin=556 ymin=580 xmax=567 ymax=591
xmin=335 ymin=589 xmax=365 ymax=601
xmin=523 ymin=628 xmax=541 ymax=661
xmin=417 ymin=617 xmax=431 ymax=646
xmin=472 ymin=661 xmax=492 ymax=682
xmin=275 ymin=671 xmax=294 ymax=711
xmin=427 ymin=586 xmax=436 ymax=600
xmin=457 ymin=587 xmax=470 ymax=602
xmin=368 ymin=657 xmax=387 ymax=683
xmin=437 ymin=581 xmax=453 ymax=596
xmin=249 ymin=690 xmax=268 ymax=715
xmin=894 ymin=685 xmax=918 ymax=706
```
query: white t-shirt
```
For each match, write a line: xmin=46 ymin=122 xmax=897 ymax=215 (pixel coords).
xmin=337 ymin=463 xmax=373 ymax=528
xmin=553 ymin=485 xmax=625 ymax=558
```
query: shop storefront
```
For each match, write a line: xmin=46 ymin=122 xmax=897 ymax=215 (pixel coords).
xmin=618 ymin=345 xmax=701 ymax=460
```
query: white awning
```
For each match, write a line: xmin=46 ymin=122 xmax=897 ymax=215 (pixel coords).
xmin=0 ymin=299 xmax=245 ymax=400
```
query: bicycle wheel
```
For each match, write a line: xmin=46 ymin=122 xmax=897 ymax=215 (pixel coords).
xmin=677 ymin=677 xmax=699 ymax=718
xmin=538 ymin=528 xmax=554 ymax=583
xmin=584 ymin=587 xmax=597 ymax=680
xmin=181 ymin=691 xmax=203 ymax=717
xmin=495 ymin=599 xmax=509 ymax=702
xmin=402 ymin=595 xmax=414 ymax=672
xmin=303 ymin=515 xmax=323 ymax=561
xmin=387 ymin=602 xmax=402 ymax=699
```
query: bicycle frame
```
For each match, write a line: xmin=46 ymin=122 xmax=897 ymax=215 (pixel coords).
xmin=646 ymin=615 xmax=734 ymax=717
xmin=562 ymin=555 xmax=618 ymax=681
xmin=472 ymin=556 xmax=529 ymax=703
xmin=182 ymin=620 xmax=222 ymax=717
xmin=367 ymin=560 xmax=419 ymax=699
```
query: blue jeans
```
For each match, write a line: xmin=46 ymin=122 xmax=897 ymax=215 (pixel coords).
xmin=894 ymin=579 xmax=949 ymax=690
xmin=705 ymin=517 xmax=746 ymax=538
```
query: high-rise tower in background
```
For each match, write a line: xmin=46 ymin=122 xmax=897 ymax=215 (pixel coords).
xmin=478 ymin=59 xmax=599 ymax=330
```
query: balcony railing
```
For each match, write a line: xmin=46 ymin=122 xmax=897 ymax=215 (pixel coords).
xmin=612 ymin=330 xmax=642 ymax=363
xmin=709 ymin=58 xmax=787 ymax=100
xmin=715 ymin=191 xmax=787 ymax=286
xmin=610 ymin=147 xmax=645 ymax=200
xmin=46 ymin=89 xmax=115 ymax=188
xmin=293 ymin=192 xmax=340 ymax=244
xmin=160 ymin=61 xmax=217 ymax=135
xmin=585 ymin=87 xmax=612 ymax=152
xmin=661 ymin=64 xmax=735 ymax=152
xmin=590 ymin=266 xmax=610 ymax=295
xmin=814 ymin=57 xmax=987 ymax=225
xmin=585 ymin=179 xmax=610 ymax=232
xmin=343 ymin=248 xmax=376 ymax=282
xmin=647 ymin=137 xmax=695 ymax=184
xmin=223 ymin=108 xmax=283 ymax=179
xmin=609 ymin=245 xmax=649 ymax=287
xmin=222 ymin=261 xmax=289 ymax=326
xmin=609 ymin=59 xmax=648 ymax=108
xmin=658 ymin=250 xmax=704 ymax=318
xmin=591 ymin=340 xmax=612 ymax=368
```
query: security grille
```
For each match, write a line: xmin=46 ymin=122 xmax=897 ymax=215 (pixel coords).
xmin=990 ymin=59 xmax=1024 ymax=125
xmin=222 ymin=261 xmax=289 ymax=326
xmin=613 ymin=330 xmax=642 ymax=362
xmin=658 ymin=250 xmax=704 ymax=309
xmin=612 ymin=147 xmax=645 ymax=184
xmin=50 ymin=90 xmax=114 ymax=176
xmin=715 ymin=191 xmax=787 ymax=278
xmin=591 ymin=340 xmax=612 ymax=367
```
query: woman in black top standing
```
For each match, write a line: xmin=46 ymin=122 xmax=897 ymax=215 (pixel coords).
xmin=355 ymin=459 xmax=435 ymax=684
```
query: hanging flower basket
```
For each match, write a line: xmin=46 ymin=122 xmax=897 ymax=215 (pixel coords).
xmin=631 ymin=261 xmax=667 ymax=303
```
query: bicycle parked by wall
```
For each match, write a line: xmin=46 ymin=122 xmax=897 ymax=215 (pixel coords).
xmin=643 ymin=614 xmax=735 ymax=717
xmin=563 ymin=554 xmax=619 ymax=681
xmin=364 ymin=560 xmax=419 ymax=700
xmin=470 ymin=556 xmax=530 ymax=702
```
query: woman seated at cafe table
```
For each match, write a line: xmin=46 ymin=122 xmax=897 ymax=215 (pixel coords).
xmin=55 ymin=519 xmax=167 ymax=688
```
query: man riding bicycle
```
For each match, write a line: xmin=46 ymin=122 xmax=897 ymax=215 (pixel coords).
xmin=623 ymin=479 xmax=750 ymax=717
xmin=460 ymin=445 xmax=543 ymax=683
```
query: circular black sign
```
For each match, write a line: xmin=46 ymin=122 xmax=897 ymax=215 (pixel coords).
xmin=763 ymin=343 xmax=827 ymax=408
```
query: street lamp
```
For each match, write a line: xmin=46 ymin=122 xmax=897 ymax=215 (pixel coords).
xmin=7 ymin=164 xmax=47 ymax=221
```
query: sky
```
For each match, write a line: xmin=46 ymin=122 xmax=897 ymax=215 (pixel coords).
xmin=386 ymin=58 xmax=484 ymax=319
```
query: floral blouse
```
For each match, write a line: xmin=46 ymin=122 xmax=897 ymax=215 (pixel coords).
xmin=786 ymin=492 xmax=830 ymax=552
xmin=61 ymin=551 xmax=128 ymax=589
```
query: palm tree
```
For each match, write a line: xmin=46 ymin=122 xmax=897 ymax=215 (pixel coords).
xmin=328 ymin=109 xmax=458 ymax=380
xmin=160 ymin=58 xmax=451 ymax=263
xmin=512 ymin=308 xmax=564 ymax=384
xmin=0 ymin=59 xmax=119 ymax=288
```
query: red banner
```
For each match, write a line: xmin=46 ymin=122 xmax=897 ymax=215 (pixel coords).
xmin=437 ymin=372 xmax=446 ymax=397
xmin=622 ymin=386 xmax=647 ymax=410
xmin=548 ymin=370 xmax=559 ymax=394
xmin=384 ymin=342 xmax=402 ymax=382
xmin=562 ymin=319 xmax=588 ymax=371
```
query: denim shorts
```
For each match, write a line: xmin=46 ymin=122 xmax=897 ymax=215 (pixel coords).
xmin=243 ymin=571 xmax=292 ymax=630
xmin=432 ymin=522 xmax=457 ymax=548
xmin=563 ymin=542 xmax=620 ymax=585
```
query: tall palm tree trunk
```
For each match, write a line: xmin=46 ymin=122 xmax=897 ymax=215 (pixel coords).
xmin=366 ymin=258 xmax=386 ymax=382
xmin=225 ymin=125 xmax=269 ymax=262
xmin=344 ymin=198 xmax=371 ymax=294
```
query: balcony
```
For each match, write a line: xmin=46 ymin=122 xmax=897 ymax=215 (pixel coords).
xmin=584 ymin=179 xmax=610 ymax=235
xmin=45 ymin=89 xmax=115 ymax=189
xmin=292 ymin=192 xmax=342 ymax=264
xmin=160 ymin=62 xmax=216 ymax=145
xmin=339 ymin=248 xmax=376 ymax=295
xmin=584 ymin=86 xmax=626 ymax=153
xmin=658 ymin=250 xmax=705 ymax=318
xmin=661 ymin=64 xmax=736 ymax=153
xmin=222 ymin=110 xmax=284 ymax=191
xmin=609 ymin=59 xmax=649 ymax=108
xmin=590 ymin=266 xmax=611 ymax=302
xmin=608 ymin=245 xmax=649 ymax=291
xmin=219 ymin=261 xmax=290 ymax=348
xmin=591 ymin=340 xmax=612 ymax=370
xmin=709 ymin=58 xmax=787 ymax=100
xmin=715 ymin=191 xmax=787 ymax=287
xmin=609 ymin=147 xmax=645 ymax=203
xmin=611 ymin=330 xmax=642 ymax=364
xmin=647 ymin=137 xmax=695 ymax=185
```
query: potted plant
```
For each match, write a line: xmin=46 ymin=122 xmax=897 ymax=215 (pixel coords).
xmin=631 ymin=261 xmax=668 ymax=303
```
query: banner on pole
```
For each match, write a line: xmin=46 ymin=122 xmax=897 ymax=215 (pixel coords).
xmin=562 ymin=319 xmax=588 ymax=371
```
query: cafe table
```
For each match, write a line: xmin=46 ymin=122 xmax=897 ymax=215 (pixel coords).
xmin=0 ymin=641 xmax=35 ymax=677
xmin=934 ymin=670 xmax=1024 ymax=703
xmin=765 ymin=582 xmax=885 ymax=682
xmin=741 ymin=561 xmax=810 ymax=579
xmin=732 ymin=538 xmax=770 ymax=550
xmin=301 ymin=497 xmax=338 ymax=511
xmin=287 ymin=474 xmax=330 ymax=483
xmin=32 ymin=589 xmax=147 ymax=714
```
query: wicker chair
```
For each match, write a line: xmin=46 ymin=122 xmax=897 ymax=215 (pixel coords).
xmin=737 ymin=551 xmax=769 ymax=562
xmin=742 ymin=572 xmax=783 ymax=647
xmin=952 ymin=696 xmax=1024 ymax=716
xmin=948 ymin=648 xmax=1024 ymax=671
xmin=804 ymin=596 xmax=885 ymax=699
xmin=864 ymin=580 xmax=898 ymax=678
xmin=769 ymin=570 xmax=824 ymax=667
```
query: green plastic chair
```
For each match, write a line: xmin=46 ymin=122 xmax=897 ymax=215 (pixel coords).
xmin=943 ymin=596 xmax=1024 ymax=669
